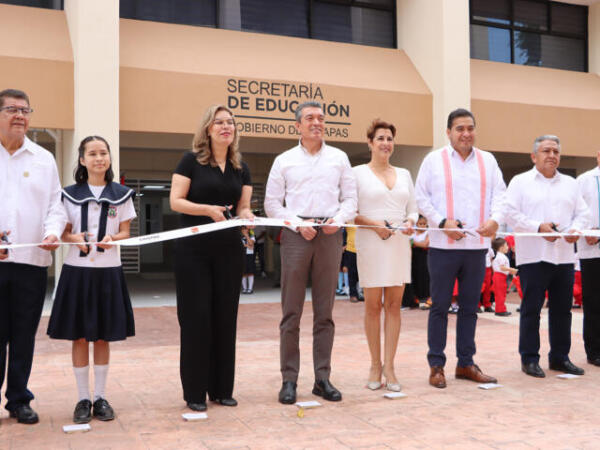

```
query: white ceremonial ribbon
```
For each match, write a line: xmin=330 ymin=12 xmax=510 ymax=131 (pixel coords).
xmin=2 ymin=217 xmax=600 ymax=250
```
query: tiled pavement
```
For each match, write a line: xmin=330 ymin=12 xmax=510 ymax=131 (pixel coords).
xmin=1 ymin=294 xmax=598 ymax=449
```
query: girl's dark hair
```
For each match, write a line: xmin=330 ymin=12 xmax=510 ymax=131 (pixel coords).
xmin=74 ymin=135 xmax=114 ymax=184
xmin=492 ymin=237 xmax=506 ymax=253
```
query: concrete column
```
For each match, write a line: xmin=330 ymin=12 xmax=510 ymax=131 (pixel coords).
xmin=589 ymin=4 xmax=600 ymax=75
xmin=397 ymin=0 xmax=471 ymax=149
xmin=64 ymin=0 xmax=120 ymax=185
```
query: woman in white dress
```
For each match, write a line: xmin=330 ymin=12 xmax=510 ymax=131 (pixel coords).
xmin=353 ymin=119 xmax=418 ymax=391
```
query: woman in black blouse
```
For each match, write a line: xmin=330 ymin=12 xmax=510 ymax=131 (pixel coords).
xmin=170 ymin=105 xmax=253 ymax=412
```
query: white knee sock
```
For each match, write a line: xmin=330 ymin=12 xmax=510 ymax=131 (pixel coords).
xmin=248 ymin=275 xmax=254 ymax=291
xmin=73 ymin=365 xmax=90 ymax=401
xmin=242 ymin=277 xmax=248 ymax=290
xmin=93 ymin=364 xmax=109 ymax=401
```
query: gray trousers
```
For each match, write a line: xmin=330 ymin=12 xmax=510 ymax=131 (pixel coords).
xmin=280 ymin=228 xmax=343 ymax=382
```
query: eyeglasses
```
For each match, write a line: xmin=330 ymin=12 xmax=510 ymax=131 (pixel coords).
xmin=0 ymin=106 xmax=34 ymax=116
xmin=213 ymin=119 xmax=234 ymax=127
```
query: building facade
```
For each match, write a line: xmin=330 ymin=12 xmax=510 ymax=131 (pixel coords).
xmin=1 ymin=0 xmax=599 ymax=277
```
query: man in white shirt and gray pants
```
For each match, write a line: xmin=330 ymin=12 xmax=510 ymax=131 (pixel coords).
xmin=415 ymin=109 xmax=505 ymax=389
xmin=504 ymin=135 xmax=590 ymax=378
xmin=575 ymin=150 xmax=600 ymax=367
xmin=265 ymin=101 xmax=357 ymax=405
xmin=0 ymin=89 xmax=66 ymax=424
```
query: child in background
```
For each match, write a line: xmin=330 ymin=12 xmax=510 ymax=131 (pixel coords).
xmin=480 ymin=247 xmax=495 ymax=312
xmin=492 ymin=237 xmax=518 ymax=316
xmin=412 ymin=215 xmax=431 ymax=310
xmin=241 ymin=226 xmax=255 ymax=294
xmin=337 ymin=229 xmax=349 ymax=295
xmin=47 ymin=136 xmax=136 ymax=424
xmin=344 ymin=225 xmax=361 ymax=302
xmin=573 ymin=256 xmax=582 ymax=309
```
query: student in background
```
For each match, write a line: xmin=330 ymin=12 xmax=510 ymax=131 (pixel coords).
xmin=242 ymin=226 xmax=256 ymax=294
xmin=491 ymin=237 xmax=518 ymax=317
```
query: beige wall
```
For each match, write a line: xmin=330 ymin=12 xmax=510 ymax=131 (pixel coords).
xmin=590 ymin=3 xmax=600 ymax=74
xmin=119 ymin=19 xmax=432 ymax=146
xmin=397 ymin=0 xmax=471 ymax=149
xmin=0 ymin=4 xmax=73 ymax=129
xmin=471 ymin=60 xmax=600 ymax=157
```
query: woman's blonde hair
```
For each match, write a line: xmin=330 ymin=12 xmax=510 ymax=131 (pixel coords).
xmin=192 ymin=104 xmax=241 ymax=169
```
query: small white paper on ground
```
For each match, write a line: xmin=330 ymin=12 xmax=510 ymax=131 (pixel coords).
xmin=182 ymin=412 xmax=208 ymax=421
xmin=556 ymin=373 xmax=581 ymax=379
xmin=295 ymin=401 xmax=321 ymax=409
xmin=478 ymin=383 xmax=503 ymax=390
xmin=383 ymin=392 xmax=407 ymax=399
xmin=63 ymin=424 xmax=91 ymax=433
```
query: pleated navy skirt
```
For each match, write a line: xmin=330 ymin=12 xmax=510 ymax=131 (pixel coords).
xmin=47 ymin=264 xmax=135 ymax=342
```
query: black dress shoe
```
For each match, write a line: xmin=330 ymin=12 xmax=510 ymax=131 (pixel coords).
xmin=9 ymin=404 xmax=39 ymax=424
xmin=495 ymin=311 xmax=512 ymax=317
xmin=186 ymin=401 xmax=207 ymax=411
xmin=210 ymin=397 xmax=238 ymax=407
xmin=73 ymin=399 xmax=92 ymax=424
xmin=521 ymin=362 xmax=545 ymax=378
xmin=549 ymin=359 xmax=585 ymax=375
xmin=484 ymin=307 xmax=494 ymax=313
xmin=587 ymin=357 xmax=600 ymax=367
xmin=312 ymin=379 xmax=342 ymax=402
xmin=278 ymin=381 xmax=297 ymax=404
xmin=92 ymin=398 xmax=115 ymax=421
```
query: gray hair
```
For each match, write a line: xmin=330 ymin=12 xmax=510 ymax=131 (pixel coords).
xmin=295 ymin=101 xmax=323 ymax=123
xmin=533 ymin=135 xmax=560 ymax=153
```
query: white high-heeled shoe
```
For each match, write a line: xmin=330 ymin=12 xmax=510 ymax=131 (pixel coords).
xmin=366 ymin=381 xmax=382 ymax=390
xmin=385 ymin=381 xmax=402 ymax=392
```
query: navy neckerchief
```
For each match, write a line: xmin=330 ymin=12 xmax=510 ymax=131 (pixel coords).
xmin=62 ymin=182 xmax=135 ymax=257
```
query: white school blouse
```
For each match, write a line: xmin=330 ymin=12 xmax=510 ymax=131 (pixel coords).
xmin=63 ymin=184 xmax=136 ymax=268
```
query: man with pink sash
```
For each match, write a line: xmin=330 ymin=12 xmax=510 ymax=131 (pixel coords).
xmin=415 ymin=109 xmax=506 ymax=389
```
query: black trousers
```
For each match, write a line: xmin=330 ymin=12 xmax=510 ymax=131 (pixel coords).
xmin=518 ymin=262 xmax=574 ymax=365
xmin=344 ymin=251 xmax=359 ymax=297
xmin=580 ymin=258 xmax=600 ymax=360
xmin=427 ymin=249 xmax=486 ymax=368
xmin=0 ymin=262 xmax=47 ymax=411
xmin=174 ymin=236 xmax=244 ymax=403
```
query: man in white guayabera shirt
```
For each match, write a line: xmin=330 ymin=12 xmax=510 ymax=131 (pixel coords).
xmin=0 ymin=88 xmax=66 ymax=424
xmin=504 ymin=135 xmax=590 ymax=379
xmin=415 ymin=108 xmax=506 ymax=389
xmin=264 ymin=101 xmax=357 ymax=405
xmin=576 ymin=150 xmax=600 ymax=368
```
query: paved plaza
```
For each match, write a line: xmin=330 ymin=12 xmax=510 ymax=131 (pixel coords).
xmin=1 ymin=289 xmax=598 ymax=449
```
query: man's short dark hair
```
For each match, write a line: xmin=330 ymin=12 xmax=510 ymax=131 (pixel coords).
xmin=0 ymin=89 xmax=30 ymax=108
xmin=447 ymin=108 xmax=475 ymax=130
xmin=295 ymin=101 xmax=322 ymax=123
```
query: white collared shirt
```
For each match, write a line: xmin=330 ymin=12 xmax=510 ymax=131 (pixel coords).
xmin=415 ymin=146 xmax=506 ymax=250
xmin=577 ymin=166 xmax=600 ymax=260
xmin=264 ymin=140 xmax=357 ymax=224
xmin=492 ymin=252 xmax=510 ymax=275
xmin=0 ymin=136 xmax=67 ymax=267
xmin=503 ymin=167 xmax=590 ymax=266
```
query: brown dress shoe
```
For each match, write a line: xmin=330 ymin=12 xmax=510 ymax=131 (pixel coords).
xmin=429 ymin=366 xmax=446 ymax=388
xmin=455 ymin=364 xmax=497 ymax=383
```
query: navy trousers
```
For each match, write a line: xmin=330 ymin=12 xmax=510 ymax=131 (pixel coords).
xmin=0 ymin=262 xmax=47 ymax=411
xmin=518 ymin=262 xmax=574 ymax=365
xmin=580 ymin=258 xmax=600 ymax=360
xmin=427 ymin=248 xmax=486 ymax=368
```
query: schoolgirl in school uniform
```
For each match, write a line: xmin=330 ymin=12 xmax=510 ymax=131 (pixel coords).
xmin=47 ymin=136 xmax=136 ymax=424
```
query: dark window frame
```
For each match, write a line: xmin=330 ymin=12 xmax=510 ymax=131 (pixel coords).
xmin=120 ymin=0 xmax=396 ymax=49
xmin=469 ymin=0 xmax=588 ymax=71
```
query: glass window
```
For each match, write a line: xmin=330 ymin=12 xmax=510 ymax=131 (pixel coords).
xmin=350 ymin=6 xmax=394 ymax=47
xmin=470 ymin=0 xmax=587 ymax=72
xmin=551 ymin=3 xmax=587 ymax=37
xmin=0 ymin=0 xmax=60 ymax=8
xmin=312 ymin=2 xmax=352 ymax=44
xmin=120 ymin=0 xmax=216 ymax=27
xmin=471 ymin=25 xmax=511 ymax=63
xmin=471 ymin=0 xmax=510 ymax=25
xmin=240 ymin=0 xmax=308 ymax=38
xmin=120 ymin=0 xmax=395 ymax=49
xmin=514 ymin=0 xmax=547 ymax=31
